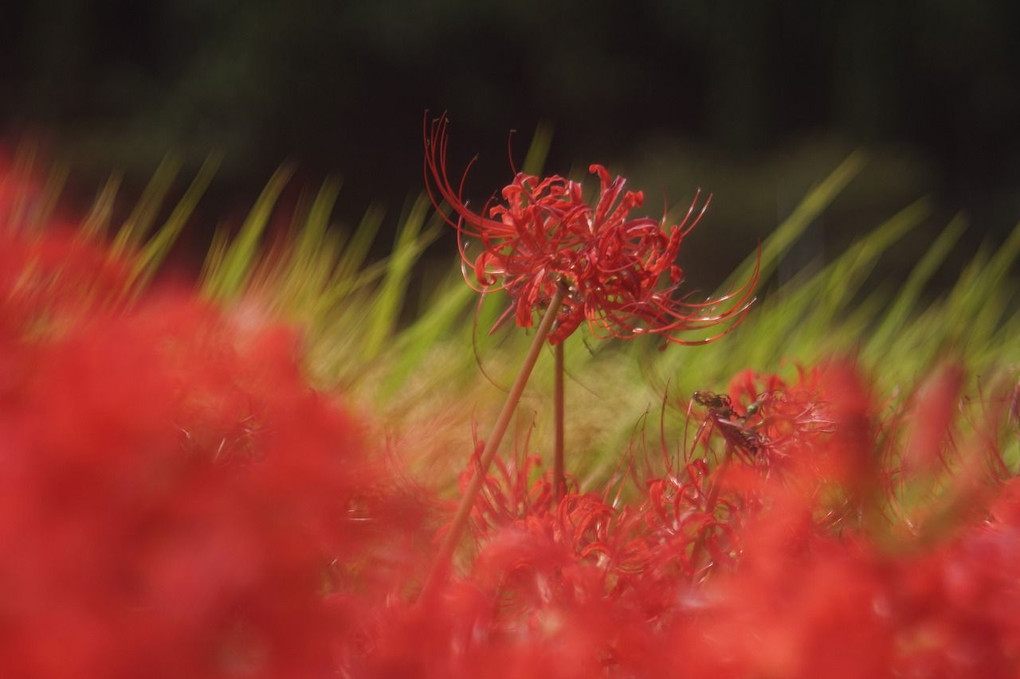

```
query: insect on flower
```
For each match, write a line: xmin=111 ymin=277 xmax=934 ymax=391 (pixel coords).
xmin=424 ymin=114 xmax=759 ymax=346
xmin=692 ymin=390 xmax=768 ymax=457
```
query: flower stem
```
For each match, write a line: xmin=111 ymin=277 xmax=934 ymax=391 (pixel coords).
xmin=419 ymin=285 xmax=566 ymax=603
xmin=554 ymin=341 xmax=565 ymax=502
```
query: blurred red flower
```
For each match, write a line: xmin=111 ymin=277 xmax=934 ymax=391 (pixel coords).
xmin=0 ymin=178 xmax=431 ymax=678
xmin=424 ymin=115 xmax=758 ymax=345
xmin=5 ymin=145 xmax=1019 ymax=679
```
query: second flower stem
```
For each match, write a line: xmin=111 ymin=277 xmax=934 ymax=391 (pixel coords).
xmin=419 ymin=285 xmax=566 ymax=603
xmin=554 ymin=341 xmax=565 ymax=501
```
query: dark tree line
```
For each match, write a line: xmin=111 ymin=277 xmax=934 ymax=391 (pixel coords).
xmin=1 ymin=1 xmax=1017 ymax=233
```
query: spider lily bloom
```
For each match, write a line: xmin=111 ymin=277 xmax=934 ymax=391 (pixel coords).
xmin=424 ymin=115 xmax=759 ymax=345
xmin=419 ymin=115 xmax=760 ymax=600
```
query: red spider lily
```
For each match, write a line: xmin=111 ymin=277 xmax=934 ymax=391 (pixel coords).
xmin=424 ymin=115 xmax=759 ymax=345
xmin=0 ymin=225 xmax=433 ymax=678
xmin=715 ymin=367 xmax=835 ymax=463
xmin=353 ymin=362 xmax=1020 ymax=679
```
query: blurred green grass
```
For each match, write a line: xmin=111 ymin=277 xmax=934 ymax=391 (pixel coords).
xmin=25 ymin=139 xmax=1018 ymax=487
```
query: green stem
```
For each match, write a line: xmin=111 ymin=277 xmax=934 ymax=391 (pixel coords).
xmin=553 ymin=340 xmax=565 ymax=501
xmin=419 ymin=285 xmax=566 ymax=603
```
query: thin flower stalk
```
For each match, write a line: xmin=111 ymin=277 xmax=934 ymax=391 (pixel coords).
xmin=554 ymin=341 xmax=565 ymax=501
xmin=419 ymin=284 xmax=567 ymax=602
xmin=424 ymin=113 xmax=758 ymax=567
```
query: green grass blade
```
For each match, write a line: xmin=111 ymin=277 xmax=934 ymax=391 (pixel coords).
xmin=378 ymin=274 xmax=477 ymax=398
xmin=361 ymin=196 xmax=429 ymax=360
xmin=132 ymin=153 xmax=222 ymax=289
xmin=813 ymin=198 xmax=929 ymax=323
xmin=295 ymin=178 xmax=342 ymax=269
xmin=334 ymin=204 xmax=385 ymax=284
xmin=953 ymin=221 xmax=1020 ymax=345
xmin=35 ymin=161 xmax=69 ymax=230
xmin=725 ymin=151 xmax=867 ymax=291
xmin=867 ymin=215 xmax=966 ymax=356
xmin=203 ymin=164 xmax=295 ymax=300
xmin=81 ymin=173 xmax=123 ymax=240
xmin=521 ymin=122 xmax=554 ymax=177
xmin=112 ymin=153 xmax=183 ymax=255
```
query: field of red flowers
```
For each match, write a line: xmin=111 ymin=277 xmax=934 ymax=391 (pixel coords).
xmin=2 ymin=141 xmax=1019 ymax=678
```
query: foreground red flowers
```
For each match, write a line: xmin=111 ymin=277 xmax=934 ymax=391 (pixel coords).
xmin=360 ymin=364 xmax=1020 ymax=679
xmin=0 ymin=185 xmax=431 ymax=678
xmin=3 ymin=158 xmax=1019 ymax=678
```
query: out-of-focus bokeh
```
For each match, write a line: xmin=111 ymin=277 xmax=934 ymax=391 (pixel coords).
xmin=2 ymin=1 xmax=1017 ymax=289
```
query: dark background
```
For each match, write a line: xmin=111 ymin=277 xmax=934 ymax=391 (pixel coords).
xmin=2 ymin=0 xmax=1018 ymax=289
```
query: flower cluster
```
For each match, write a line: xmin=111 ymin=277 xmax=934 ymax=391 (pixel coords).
xmin=424 ymin=115 xmax=758 ymax=345
xmin=355 ymin=363 xmax=1020 ymax=679
xmin=7 ymin=144 xmax=1020 ymax=679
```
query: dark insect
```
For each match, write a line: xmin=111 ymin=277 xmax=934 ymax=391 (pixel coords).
xmin=691 ymin=390 xmax=767 ymax=455
xmin=692 ymin=390 xmax=734 ymax=413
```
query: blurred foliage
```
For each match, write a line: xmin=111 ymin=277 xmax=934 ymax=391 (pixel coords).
xmin=53 ymin=131 xmax=1014 ymax=488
